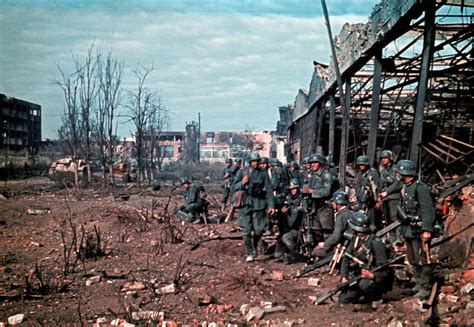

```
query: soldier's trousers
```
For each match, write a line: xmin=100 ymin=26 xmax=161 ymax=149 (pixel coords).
xmin=406 ymin=237 xmax=433 ymax=291
xmin=238 ymin=206 xmax=268 ymax=256
xmin=222 ymin=187 xmax=230 ymax=205
xmin=339 ymin=279 xmax=383 ymax=303
xmin=312 ymin=203 xmax=334 ymax=242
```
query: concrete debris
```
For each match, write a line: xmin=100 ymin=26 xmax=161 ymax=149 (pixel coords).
xmin=121 ymin=281 xmax=146 ymax=292
xmin=387 ymin=320 xmax=403 ymax=327
xmin=446 ymin=295 xmax=459 ymax=303
xmin=308 ymin=277 xmax=320 ymax=287
xmin=263 ymin=305 xmax=287 ymax=314
xmin=461 ymin=282 xmax=474 ymax=295
xmin=239 ymin=303 xmax=250 ymax=315
xmin=110 ymin=318 xmax=136 ymax=326
xmin=156 ymin=283 xmax=177 ymax=294
xmin=260 ymin=301 xmax=273 ymax=309
xmin=8 ymin=313 xmax=25 ymax=325
xmin=27 ymin=208 xmax=50 ymax=215
xmin=246 ymin=306 xmax=264 ymax=322
xmin=131 ymin=311 xmax=164 ymax=321
xmin=272 ymin=270 xmax=284 ymax=281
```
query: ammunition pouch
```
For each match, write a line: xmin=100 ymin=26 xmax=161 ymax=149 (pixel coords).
xmin=249 ymin=182 xmax=265 ymax=197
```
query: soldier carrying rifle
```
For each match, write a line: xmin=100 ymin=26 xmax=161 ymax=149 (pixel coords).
xmin=338 ymin=212 xmax=394 ymax=308
xmin=392 ymin=159 xmax=436 ymax=300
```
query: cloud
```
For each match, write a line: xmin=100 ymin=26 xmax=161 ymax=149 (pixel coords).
xmin=0 ymin=4 xmax=374 ymax=138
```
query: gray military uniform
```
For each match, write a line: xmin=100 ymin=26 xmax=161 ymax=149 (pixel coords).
xmin=233 ymin=167 xmax=275 ymax=257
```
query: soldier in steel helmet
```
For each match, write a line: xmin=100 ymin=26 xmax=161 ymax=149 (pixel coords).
xmin=303 ymin=153 xmax=335 ymax=243
xmin=339 ymin=212 xmax=394 ymax=307
xmin=301 ymin=157 xmax=312 ymax=185
xmin=232 ymin=152 xmax=275 ymax=262
xmin=378 ymin=150 xmax=403 ymax=244
xmin=178 ymin=177 xmax=208 ymax=224
xmin=274 ymin=178 xmax=304 ymax=259
xmin=287 ymin=161 xmax=302 ymax=186
xmin=354 ymin=155 xmax=382 ymax=231
xmin=393 ymin=159 xmax=436 ymax=300
xmin=221 ymin=158 xmax=235 ymax=212
xmin=312 ymin=191 xmax=352 ymax=258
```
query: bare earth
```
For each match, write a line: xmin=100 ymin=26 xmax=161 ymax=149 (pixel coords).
xmin=1 ymin=177 xmax=472 ymax=326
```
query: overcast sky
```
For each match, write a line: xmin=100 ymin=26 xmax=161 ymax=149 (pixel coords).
xmin=0 ymin=0 xmax=379 ymax=139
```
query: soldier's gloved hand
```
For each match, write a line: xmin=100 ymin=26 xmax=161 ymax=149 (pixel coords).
xmin=340 ymin=276 xmax=348 ymax=283
xmin=361 ymin=269 xmax=374 ymax=280
xmin=379 ymin=191 xmax=388 ymax=199
xmin=280 ymin=205 xmax=289 ymax=213
xmin=242 ymin=175 xmax=249 ymax=185
xmin=422 ymin=231 xmax=431 ymax=242
xmin=268 ymin=208 xmax=276 ymax=216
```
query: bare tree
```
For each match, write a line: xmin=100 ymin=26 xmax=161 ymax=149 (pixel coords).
xmin=76 ymin=45 xmax=97 ymax=186
xmin=55 ymin=67 xmax=81 ymax=187
xmin=96 ymin=51 xmax=124 ymax=186
xmin=146 ymin=96 xmax=170 ymax=180
xmin=126 ymin=66 xmax=162 ymax=187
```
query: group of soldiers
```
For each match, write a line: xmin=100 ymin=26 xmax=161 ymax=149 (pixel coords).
xmin=178 ymin=150 xmax=437 ymax=306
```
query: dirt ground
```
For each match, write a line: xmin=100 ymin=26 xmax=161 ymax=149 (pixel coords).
xmin=0 ymin=177 xmax=473 ymax=326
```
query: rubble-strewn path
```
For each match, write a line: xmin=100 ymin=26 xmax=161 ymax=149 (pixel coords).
xmin=1 ymin=178 xmax=472 ymax=326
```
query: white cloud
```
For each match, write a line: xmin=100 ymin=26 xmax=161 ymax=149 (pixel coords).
xmin=0 ymin=7 xmax=370 ymax=138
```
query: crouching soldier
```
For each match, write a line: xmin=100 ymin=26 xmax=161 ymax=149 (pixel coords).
xmin=396 ymin=160 xmax=436 ymax=300
xmin=274 ymin=179 xmax=304 ymax=259
xmin=312 ymin=191 xmax=351 ymax=259
xmin=233 ymin=152 xmax=275 ymax=262
xmin=179 ymin=177 xmax=208 ymax=224
xmin=339 ymin=212 xmax=394 ymax=307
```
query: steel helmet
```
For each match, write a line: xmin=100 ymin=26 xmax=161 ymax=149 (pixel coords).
xmin=179 ymin=177 xmax=190 ymax=185
xmin=356 ymin=155 xmax=370 ymax=166
xmin=380 ymin=150 xmax=393 ymax=161
xmin=248 ymin=152 xmax=261 ymax=162
xmin=270 ymin=158 xmax=282 ymax=167
xmin=349 ymin=211 xmax=371 ymax=233
xmin=225 ymin=158 xmax=233 ymax=164
xmin=289 ymin=179 xmax=300 ymax=189
xmin=395 ymin=159 xmax=416 ymax=176
xmin=331 ymin=191 xmax=349 ymax=205
xmin=260 ymin=157 xmax=270 ymax=164
xmin=235 ymin=158 xmax=242 ymax=163
xmin=309 ymin=153 xmax=326 ymax=164
xmin=301 ymin=157 xmax=310 ymax=165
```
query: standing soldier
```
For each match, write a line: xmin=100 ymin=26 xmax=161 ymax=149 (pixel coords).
xmin=312 ymin=191 xmax=351 ymax=258
xmin=232 ymin=152 xmax=275 ymax=262
xmin=396 ymin=159 xmax=436 ymax=299
xmin=339 ymin=212 xmax=393 ymax=307
xmin=304 ymin=153 xmax=335 ymax=242
xmin=355 ymin=155 xmax=382 ymax=231
xmin=378 ymin=150 xmax=403 ymax=244
xmin=224 ymin=158 xmax=243 ymax=222
xmin=221 ymin=158 xmax=235 ymax=212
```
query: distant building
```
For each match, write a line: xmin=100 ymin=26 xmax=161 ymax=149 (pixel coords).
xmin=0 ymin=94 xmax=41 ymax=154
xmin=272 ymin=104 xmax=294 ymax=164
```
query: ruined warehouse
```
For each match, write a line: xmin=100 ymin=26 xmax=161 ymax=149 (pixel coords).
xmin=287 ymin=0 xmax=473 ymax=186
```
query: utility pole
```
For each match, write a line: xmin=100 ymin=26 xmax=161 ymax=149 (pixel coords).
xmin=197 ymin=112 xmax=201 ymax=163
xmin=321 ymin=0 xmax=350 ymax=188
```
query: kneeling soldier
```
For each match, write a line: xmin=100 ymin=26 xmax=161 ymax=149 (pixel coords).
xmin=339 ymin=212 xmax=393 ymax=307
xmin=179 ymin=177 xmax=207 ymax=224
xmin=312 ymin=191 xmax=351 ymax=258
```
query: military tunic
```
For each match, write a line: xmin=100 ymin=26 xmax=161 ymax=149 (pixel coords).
xmin=400 ymin=179 xmax=436 ymax=293
xmin=380 ymin=163 xmax=401 ymax=224
xmin=308 ymin=166 xmax=335 ymax=241
xmin=181 ymin=184 xmax=203 ymax=216
xmin=339 ymin=235 xmax=393 ymax=303
xmin=233 ymin=167 xmax=275 ymax=256
xmin=355 ymin=168 xmax=382 ymax=229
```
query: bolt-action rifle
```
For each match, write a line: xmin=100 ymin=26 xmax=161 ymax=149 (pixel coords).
xmin=315 ymin=254 xmax=406 ymax=305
